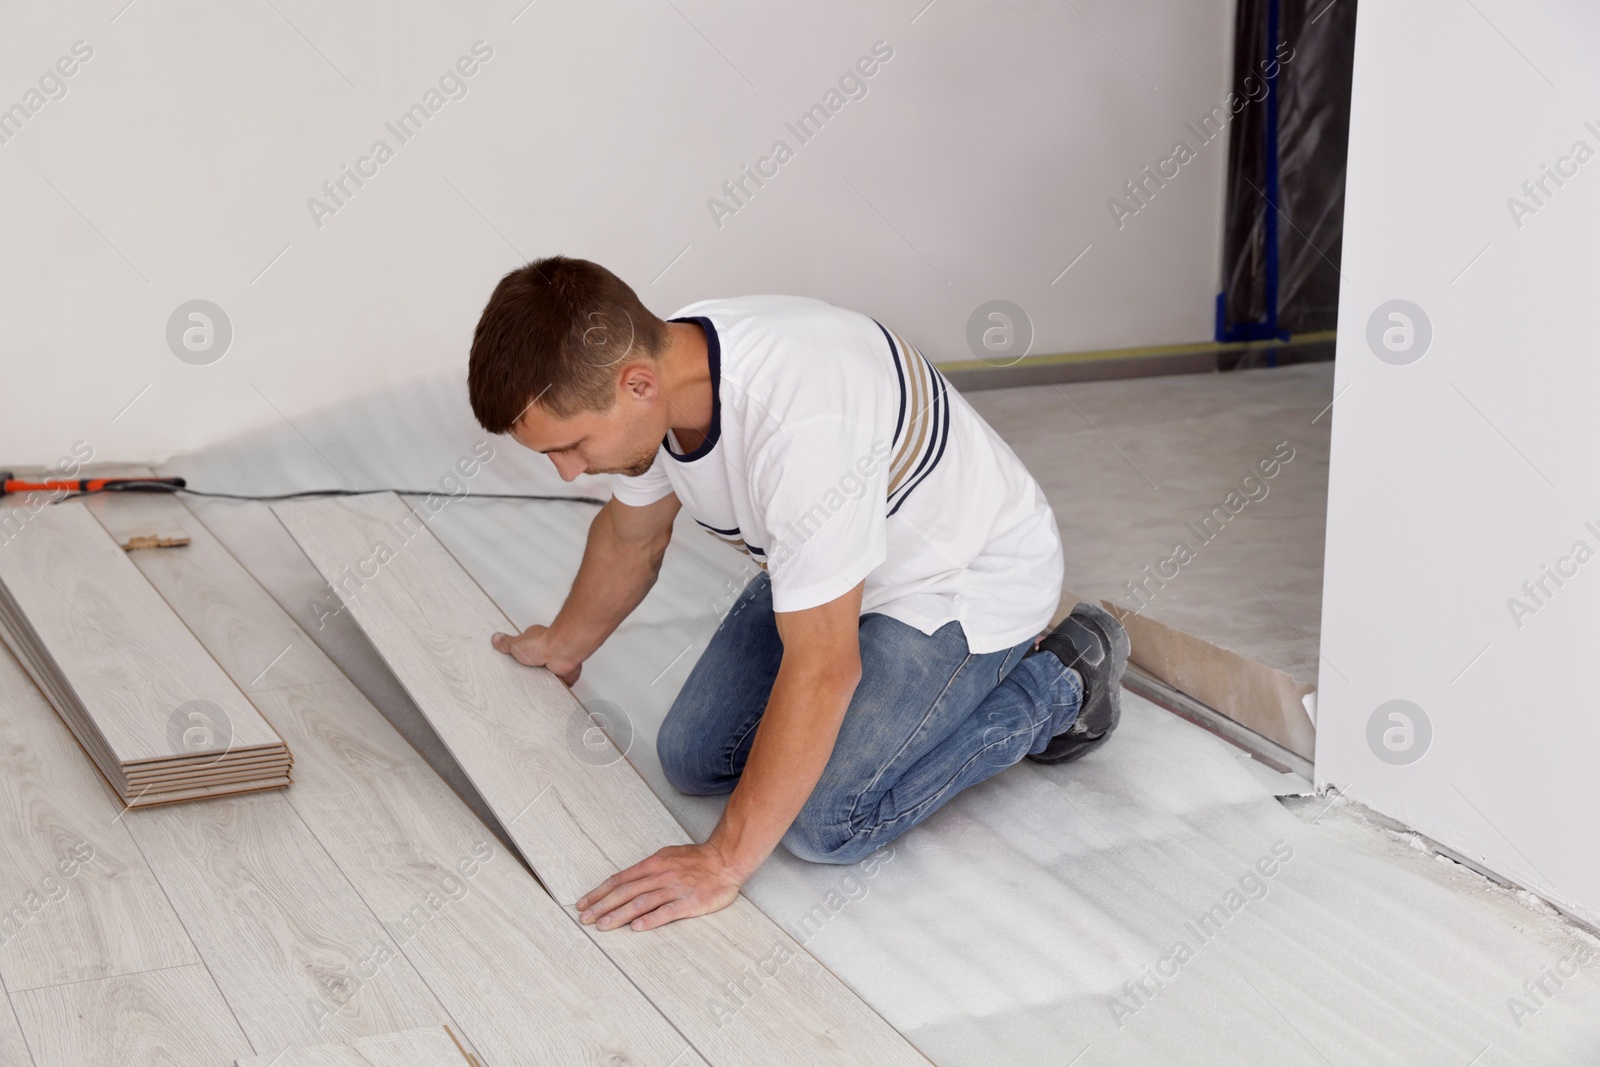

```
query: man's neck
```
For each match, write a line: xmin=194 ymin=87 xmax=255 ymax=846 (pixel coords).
xmin=658 ymin=320 xmax=713 ymax=449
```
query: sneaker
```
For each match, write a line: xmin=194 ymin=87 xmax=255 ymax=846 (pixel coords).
xmin=1024 ymin=602 xmax=1130 ymax=764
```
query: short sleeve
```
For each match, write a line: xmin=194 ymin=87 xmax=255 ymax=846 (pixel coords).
xmin=755 ymin=417 xmax=890 ymax=613
xmin=610 ymin=447 xmax=675 ymax=507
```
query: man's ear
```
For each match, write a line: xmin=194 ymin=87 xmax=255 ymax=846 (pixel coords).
xmin=620 ymin=363 xmax=658 ymax=401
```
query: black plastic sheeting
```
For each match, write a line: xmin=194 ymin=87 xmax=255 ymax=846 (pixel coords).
xmin=1220 ymin=0 xmax=1358 ymax=338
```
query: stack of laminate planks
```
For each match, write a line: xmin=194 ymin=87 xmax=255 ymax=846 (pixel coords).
xmin=0 ymin=500 xmax=291 ymax=806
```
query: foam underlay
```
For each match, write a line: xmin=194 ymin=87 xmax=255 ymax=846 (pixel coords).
xmin=158 ymin=371 xmax=1600 ymax=1066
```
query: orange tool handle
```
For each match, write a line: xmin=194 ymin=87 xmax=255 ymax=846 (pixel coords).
xmin=0 ymin=474 xmax=185 ymax=496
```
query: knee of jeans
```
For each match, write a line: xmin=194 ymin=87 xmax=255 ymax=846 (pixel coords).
xmin=655 ymin=714 xmax=722 ymax=796
xmin=780 ymin=799 xmax=866 ymax=865
xmin=780 ymin=820 xmax=848 ymax=864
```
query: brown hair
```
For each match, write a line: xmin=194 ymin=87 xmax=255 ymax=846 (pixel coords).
xmin=468 ymin=256 xmax=667 ymax=432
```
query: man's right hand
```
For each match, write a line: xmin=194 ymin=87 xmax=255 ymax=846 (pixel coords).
xmin=485 ymin=495 xmax=679 ymax=692
xmin=491 ymin=625 xmax=583 ymax=687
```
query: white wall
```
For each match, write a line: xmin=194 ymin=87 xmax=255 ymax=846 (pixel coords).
xmin=0 ymin=0 xmax=1234 ymax=465
xmin=1320 ymin=0 xmax=1600 ymax=925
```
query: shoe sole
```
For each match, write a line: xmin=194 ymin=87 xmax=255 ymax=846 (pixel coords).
xmin=1026 ymin=603 xmax=1130 ymax=765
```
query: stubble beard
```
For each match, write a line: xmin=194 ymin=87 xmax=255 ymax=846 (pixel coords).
xmin=591 ymin=444 xmax=659 ymax=478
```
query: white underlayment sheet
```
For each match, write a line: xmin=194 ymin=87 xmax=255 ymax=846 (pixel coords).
xmin=161 ymin=373 xmax=1600 ymax=1067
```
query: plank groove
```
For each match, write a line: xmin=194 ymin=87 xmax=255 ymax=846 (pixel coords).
xmin=87 ymin=488 xmax=707 ymax=1066
xmin=236 ymin=1024 xmax=475 ymax=1066
xmin=0 ymin=992 xmax=35 ymax=1067
xmin=274 ymin=492 xmax=930 ymax=1067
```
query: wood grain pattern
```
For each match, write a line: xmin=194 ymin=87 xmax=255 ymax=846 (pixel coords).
xmin=0 ymin=642 xmax=200 ymax=991
xmin=0 ymin=502 xmax=282 ymax=761
xmin=88 ymin=490 xmax=344 ymax=693
xmin=353 ymin=1025 xmax=472 ymax=1065
xmin=88 ymin=486 xmax=707 ymax=1067
xmin=123 ymin=791 xmax=453 ymax=1049
xmin=0 ymin=501 xmax=289 ymax=802
xmin=274 ymin=493 xmax=930 ymax=1067
xmin=0 ymin=991 xmax=35 ymax=1067
xmin=11 ymin=965 xmax=253 ymax=1066
xmin=251 ymin=681 xmax=697 ymax=1067
xmin=236 ymin=1025 xmax=473 ymax=1067
xmin=238 ymin=1044 xmax=369 ymax=1067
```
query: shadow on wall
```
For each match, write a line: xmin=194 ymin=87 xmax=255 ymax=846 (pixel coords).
xmin=155 ymin=369 xmax=606 ymax=505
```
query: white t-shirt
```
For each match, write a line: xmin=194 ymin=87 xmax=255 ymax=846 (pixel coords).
xmin=611 ymin=295 xmax=1063 ymax=654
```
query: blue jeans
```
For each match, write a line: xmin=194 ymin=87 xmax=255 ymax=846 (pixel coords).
xmin=657 ymin=572 xmax=1083 ymax=865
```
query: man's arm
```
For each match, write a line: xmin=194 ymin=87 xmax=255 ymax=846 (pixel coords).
xmin=490 ymin=493 xmax=680 ymax=684
xmin=573 ymin=579 xmax=864 ymax=932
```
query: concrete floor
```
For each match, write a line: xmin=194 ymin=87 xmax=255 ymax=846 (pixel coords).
xmin=966 ymin=363 xmax=1333 ymax=692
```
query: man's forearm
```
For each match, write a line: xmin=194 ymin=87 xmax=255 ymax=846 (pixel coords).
xmin=549 ymin=500 xmax=670 ymax=661
xmin=708 ymin=658 xmax=860 ymax=875
xmin=569 ymin=581 xmax=863 ymax=932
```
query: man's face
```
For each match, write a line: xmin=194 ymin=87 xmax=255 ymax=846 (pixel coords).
xmin=509 ymin=371 xmax=664 ymax=481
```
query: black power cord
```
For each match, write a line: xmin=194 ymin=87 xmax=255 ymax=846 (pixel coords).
xmin=53 ymin=479 xmax=607 ymax=507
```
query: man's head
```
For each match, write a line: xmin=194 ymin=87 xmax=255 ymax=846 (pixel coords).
xmin=468 ymin=255 xmax=670 ymax=479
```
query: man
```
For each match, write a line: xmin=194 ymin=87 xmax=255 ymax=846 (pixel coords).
xmin=468 ymin=256 xmax=1129 ymax=934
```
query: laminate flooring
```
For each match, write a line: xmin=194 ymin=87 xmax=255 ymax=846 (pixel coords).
xmin=0 ymin=994 xmax=30 ymax=1067
xmin=234 ymin=1025 xmax=475 ymax=1066
xmin=274 ymin=491 xmax=931 ymax=1067
xmin=11 ymin=966 xmax=253 ymax=1067
xmin=0 ymin=641 xmax=198 ymax=993
xmin=83 ymin=485 xmax=706 ymax=1066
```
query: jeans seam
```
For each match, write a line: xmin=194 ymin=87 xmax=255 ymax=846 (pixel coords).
xmin=847 ymin=648 xmax=977 ymax=829
xmin=725 ymin=710 xmax=766 ymax=779
xmin=876 ymin=730 xmax=1028 ymax=833
xmin=854 ymin=653 xmax=1064 ymax=838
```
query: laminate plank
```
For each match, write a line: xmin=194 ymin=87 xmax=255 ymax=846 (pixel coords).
xmin=87 ymin=488 xmax=708 ymax=1067
xmin=252 ymin=681 xmax=695 ymax=1067
xmin=125 ymin=759 xmax=292 ymax=785
xmin=236 ymin=1025 xmax=473 ymax=1067
xmin=0 ymin=643 xmax=200 ymax=991
xmin=0 ymin=596 xmax=130 ymax=792
xmin=125 ymin=756 xmax=292 ymax=786
xmin=0 ymin=502 xmax=284 ymax=764
xmin=85 ymin=491 xmax=343 ymax=692
xmin=274 ymin=493 xmax=930 ymax=1067
xmin=352 ymin=1025 xmax=472 ymax=1064
xmin=0 ymin=992 xmax=35 ymax=1067
xmin=120 ymin=778 xmax=290 ymax=808
xmin=11 ymin=965 xmax=253 ymax=1066
xmin=0 ymin=619 xmax=287 ymax=809
xmin=122 ymin=792 xmax=451 ymax=1048
xmin=0 ymin=604 xmax=287 ymax=803
xmin=238 ymin=1045 xmax=368 ymax=1067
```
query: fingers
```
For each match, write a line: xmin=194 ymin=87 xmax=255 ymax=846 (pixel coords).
xmin=579 ymin=874 xmax=667 ymax=927
xmin=490 ymin=631 xmax=534 ymax=665
xmin=491 ymin=630 xmax=542 ymax=668
xmin=574 ymin=847 xmax=743 ymax=934
xmin=630 ymin=898 xmax=693 ymax=932
xmin=591 ymin=887 xmax=680 ymax=931
xmin=579 ymin=855 xmax=659 ymax=910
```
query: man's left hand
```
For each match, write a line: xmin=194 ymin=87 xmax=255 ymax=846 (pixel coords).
xmin=576 ymin=841 xmax=747 ymax=932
